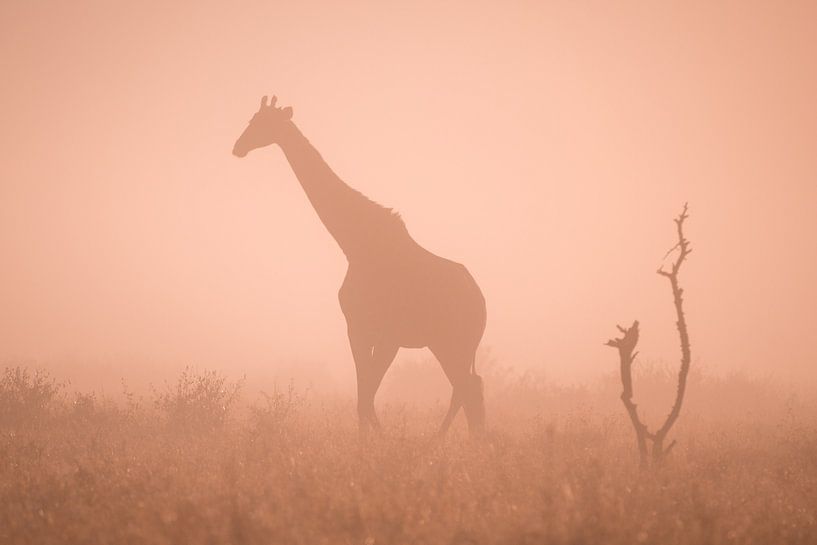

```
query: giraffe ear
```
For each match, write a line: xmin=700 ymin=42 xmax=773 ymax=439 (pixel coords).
xmin=281 ymin=106 xmax=293 ymax=119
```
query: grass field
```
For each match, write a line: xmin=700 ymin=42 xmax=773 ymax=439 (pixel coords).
xmin=1 ymin=364 xmax=816 ymax=545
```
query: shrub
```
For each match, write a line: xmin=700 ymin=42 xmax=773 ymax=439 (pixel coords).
xmin=153 ymin=367 xmax=243 ymax=430
xmin=72 ymin=391 xmax=97 ymax=420
xmin=250 ymin=381 xmax=305 ymax=434
xmin=0 ymin=366 xmax=63 ymax=426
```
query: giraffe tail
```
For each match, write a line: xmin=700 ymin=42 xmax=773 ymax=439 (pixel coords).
xmin=469 ymin=353 xmax=484 ymax=406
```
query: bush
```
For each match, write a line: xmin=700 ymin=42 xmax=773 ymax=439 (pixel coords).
xmin=0 ymin=366 xmax=63 ymax=426
xmin=153 ymin=367 xmax=243 ymax=430
xmin=250 ymin=381 xmax=305 ymax=435
xmin=71 ymin=391 xmax=97 ymax=420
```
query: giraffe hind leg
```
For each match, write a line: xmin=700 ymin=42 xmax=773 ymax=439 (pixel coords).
xmin=462 ymin=373 xmax=485 ymax=435
xmin=432 ymin=345 xmax=485 ymax=437
xmin=437 ymin=388 xmax=462 ymax=436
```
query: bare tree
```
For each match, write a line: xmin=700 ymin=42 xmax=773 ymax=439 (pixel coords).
xmin=606 ymin=203 xmax=692 ymax=468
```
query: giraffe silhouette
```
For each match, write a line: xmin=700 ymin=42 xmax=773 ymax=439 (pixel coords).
xmin=233 ymin=96 xmax=486 ymax=436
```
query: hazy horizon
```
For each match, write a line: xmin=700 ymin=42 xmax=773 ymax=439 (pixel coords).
xmin=2 ymin=1 xmax=816 ymax=390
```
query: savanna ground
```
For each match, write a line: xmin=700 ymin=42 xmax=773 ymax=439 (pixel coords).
xmin=1 ymin=360 xmax=816 ymax=545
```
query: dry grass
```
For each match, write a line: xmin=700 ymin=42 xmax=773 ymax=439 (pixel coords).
xmin=1 ymin=365 xmax=816 ymax=545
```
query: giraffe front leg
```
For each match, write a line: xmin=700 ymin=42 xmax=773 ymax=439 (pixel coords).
xmin=367 ymin=343 xmax=399 ymax=431
xmin=348 ymin=328 xmax=387 ymax=438
xmin=349 ymin=333 xmax=375 ymax=437
xmin=349 ymin=328 xmax=399 ymax=437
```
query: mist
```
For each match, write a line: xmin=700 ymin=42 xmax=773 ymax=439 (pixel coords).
xmin=5 ymin=2 xmax=817 ymax=544
xmin=2 ymin=1 xmax=816 ymax=390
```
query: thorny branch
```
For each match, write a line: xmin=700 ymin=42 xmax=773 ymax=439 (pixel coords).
xmin=606 ymin=320 xmax=650 ymax=468
xmin=606 ymin=203 xmax=692 ymax=468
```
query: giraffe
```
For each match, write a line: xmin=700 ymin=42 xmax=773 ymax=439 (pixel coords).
xmin=233 ymin=96 xmax=486 ymax=436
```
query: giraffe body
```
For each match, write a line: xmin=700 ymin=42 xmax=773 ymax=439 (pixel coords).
xmin=233 ymin=96 xmax=486 ymax=435
xmin=339 ymin=247 xmax=485 ymax=351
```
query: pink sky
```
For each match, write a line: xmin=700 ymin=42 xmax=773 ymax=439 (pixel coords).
xmin=1 ymin=1 xmax=816 ymax=388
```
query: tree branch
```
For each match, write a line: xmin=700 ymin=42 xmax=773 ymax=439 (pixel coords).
xmin=606 ymin=203 xmax=693 ymax=469
xmin=606 ymin=320 xmax=649 ymax=469
xmin=654 ymin=203 xmax=692 ymax=445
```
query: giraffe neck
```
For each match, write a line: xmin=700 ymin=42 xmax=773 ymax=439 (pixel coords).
xmin=277 ymin=121 xmax=410 ymax=261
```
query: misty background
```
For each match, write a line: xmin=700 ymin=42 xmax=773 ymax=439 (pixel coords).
xmin=1 ymin=1 xmax=815 ymax=393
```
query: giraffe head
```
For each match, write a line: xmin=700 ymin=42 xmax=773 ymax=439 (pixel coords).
xmin=232 ymin=95 xmax=293 ymax=158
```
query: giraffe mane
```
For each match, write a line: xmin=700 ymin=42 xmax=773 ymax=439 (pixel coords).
xmin=346 ymin=187 xmax=406 ymax=229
